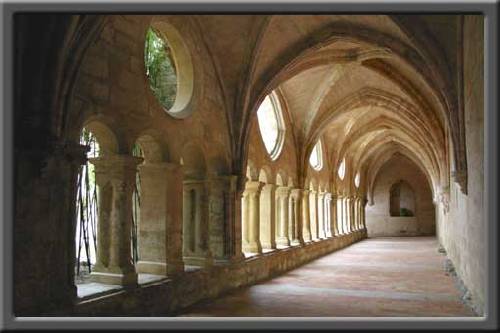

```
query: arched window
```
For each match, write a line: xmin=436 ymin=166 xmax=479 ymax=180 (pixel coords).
xmin=256 ymin=91 xmax=286 ymax=160
xmin=309 ymin=140 xmax=323 ymax=171
xmin=389 ymin=180 xmax=415 ymax=217
xmin=75 ymin=128 xmax=99 ymax=283
xmin=131 ymin=144 xmax=144 ymax=264
xmin=354 ymin=171 xmax=360 ymax=188
xmin=338 ymin=158 xmax=346 ymax=180
xmin=145 ymin=22 xmax=194 ymax=118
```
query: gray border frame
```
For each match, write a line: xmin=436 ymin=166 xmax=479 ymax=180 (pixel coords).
xmin=1 ymin=0 xmax=497 ymax=330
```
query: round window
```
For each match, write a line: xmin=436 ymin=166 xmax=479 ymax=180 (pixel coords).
xmin=354 ymin=171 xmax=360 ymax=188
xmin=144 ymin=22 xmax=194 ymax=118
xmin=256 ymin=92 xmax=285 ymax=160
xmin=309 ymin=140 xmax=323 ymax=171
xmin=338 ymin=158 xmax=346 ymax=180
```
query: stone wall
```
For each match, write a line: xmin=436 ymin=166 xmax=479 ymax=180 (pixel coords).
xmin=73 ymin=231 xmax=365 ymax=316
xmin=436 ymin=15 xmax=485 ymax=315
xmin=366 ymin=154 xmax=435 ymax=237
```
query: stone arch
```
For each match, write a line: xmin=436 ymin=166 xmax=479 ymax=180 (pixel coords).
xmin=133 ymin=131 xmax=169 ymax=164
xmin=82 ymin=118 xmax=119 ymax=156
xmin=276 ymin=172 xmax=287 ymax=187
xmin=246 ymin=160 xmax=259 ymax=181
xmin=258 ymin=166 xmax=273 ymax=184
xmin=389 ymin=180 xmax=416 ymax=217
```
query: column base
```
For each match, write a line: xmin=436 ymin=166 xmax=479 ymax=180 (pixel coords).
xmin=290 ymin=239 xmax=301 ymax=246
xmin=242 ymin=242 xmax=262 ymax=254
xmin=261 ymin=242 xmax=277 ymax=250
xmin=183 ymin=254 xmax=214 ymax=267
xmin=90 ymin=270 xmax=137 ymax=286
xmin=136 ymin=260 xmax=185 ymax=276
xmin=276 ymin=237 xmax=290 ymax=247
xmin=136 ymin=261 xmax=166 ymax=275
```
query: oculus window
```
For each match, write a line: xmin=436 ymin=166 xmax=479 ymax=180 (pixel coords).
xmin=256 ymin=92 xmax=286 ymax=160
xmin=145 ymin=27 xmax=177 ymax=111
xmin=354 ymin=171 xmax=360 ymax=188
xmin=145 ymin=22 xmax=194 ymax=118
xmin=309 ymin=140 xmax=323 ymax=171
xmin=338 ymin=158 xmax=346 ymax=180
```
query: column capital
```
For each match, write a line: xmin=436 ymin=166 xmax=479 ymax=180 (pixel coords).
xmin=275 ymin=185 xmax=291 ymax=196
xmin=261 ymin=183 xmax=276 ymax=193
xmin=301 ymin=188 xmax=311 ymax=196
xmin=244 ymin=180 xmax=264 ymax=193
xmin=325 ymin=192 xmax=333 ymax=200
xmin=89 ymin=154 xmax=143 ymax=185
xmin=290 ymin=188 xmax=302 ymax=199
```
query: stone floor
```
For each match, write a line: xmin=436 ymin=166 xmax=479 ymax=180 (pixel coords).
xmin=177 ymin=237 xmax=476 ymax=317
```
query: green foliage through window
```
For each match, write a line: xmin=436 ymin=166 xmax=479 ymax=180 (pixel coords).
xmin=400 ymin=207 xmax=414 ymax=217
xmin=145 ymin=27 xmax=177 ymax=110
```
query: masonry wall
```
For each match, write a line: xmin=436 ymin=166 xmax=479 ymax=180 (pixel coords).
xmin=73 ymin=231 xmax=364 ymax=316
xmin=366 ymin=154 xmax=435 ymax=237
xmin=436 ymin=15 xmax=485 ymax=315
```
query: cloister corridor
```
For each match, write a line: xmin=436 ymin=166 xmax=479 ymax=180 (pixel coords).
xmin=177 ymin=237 xmax=474 ymax=317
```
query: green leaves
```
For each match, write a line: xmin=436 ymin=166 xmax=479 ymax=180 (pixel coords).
xmin=145 ymin=27 xmax=177 ymax=110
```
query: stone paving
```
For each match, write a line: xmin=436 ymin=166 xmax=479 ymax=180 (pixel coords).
xmin=177 ymin=237 xmax=475 ymax=317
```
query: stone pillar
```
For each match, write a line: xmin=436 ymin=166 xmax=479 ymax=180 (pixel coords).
xmin=16 ymin=142 xmax=89 ymax=312
xmin=207 ymin=176 xmax=238 ymax=262
xmin=332 ymin=195 xmax=339 ymax=236
xmin=242 ymin=181 xmax=264 ymax=253
xmin=309 ymin=190 xmax=318 ymax=240
xmin=325 ymin=193 xmax=332 ymax=237
xmin=301 ymin=189 xmax=312 ymax=242
xmin=362 ymin=197 xmax=368 ymax=230
xmin=136 ymin=162 xmax=184 ymax=276
xmin=317 ymin=192 xmax=326 ymax=239
xmin=89 ymin=154 xmax=142 ymax=286
xmin=290 ymin=189 xmax=303 ymax=245
xmin=345 ymin=197 xmax=349 ymax=234
xmin=276 ymin=186 xmax=291 ymax=247
xmin=55 ymin=143 xmax=88 ymax=302
xmin=183 ymin=180 xmax=213 ymax=266
xmin=228 ymin=176 xmax=245 ymax=262
xmin=349 ymin=196 xmax=355 ymax=232
xmin=259 ymin=184 xmax=276 ymax=250
xmin=356 ymin=197 xmax=362 ymax=231
xmin=337 ymin=196 xmax=344 ymax=235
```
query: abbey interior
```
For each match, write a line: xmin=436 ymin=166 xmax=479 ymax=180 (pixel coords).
xmin=13 ymin=14 xmax=487 ymax=318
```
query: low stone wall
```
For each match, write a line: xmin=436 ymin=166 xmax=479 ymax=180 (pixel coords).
xmin=72 ymin=230 xmax=366 ymax=316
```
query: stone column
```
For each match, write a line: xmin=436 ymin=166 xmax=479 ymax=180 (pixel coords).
xmin=276 ymin=186 xmax=291 ymax=247
xmin=208 ymin=176 xmax=240 ymax=262
xmin=228 ymin=176 xmax=245 ymax=262
xmin=325 ymin=193 xmax=333 ymax=237
xmin=183 ymin=180 xmax=213 ymax=266
xmin=317 ymin=192 xmax=326 ymax=239
xmin=337 ymin=196 xmax=344 ymax=235
xmin=362 ymin=197 xmax=368 ymax=230
xmin=136 ymin=162 xmax=184 ymax=276
xmin=349 ymin=196 xmax=355 ymax=232
xmin=290 ymin=189 xmax=303 ymax=245
xmin=309 ymin=190 xmax=318 ymax=240
xmin=55 ymin=143 xmax=88 ymax=302
xmin=89 ymin=154 xmax=142 ymax=286
xmin=242 ymin=181 xmax=264 ymax=253
xmin=343 ymin=197 xmax=351 ymax=234
xmin=301 ymin=189 xmax=312 ymax=242
xmin=259 ymin=184 xmax=276 ymax=250
xmin=332 ymin=195 xmax=339 ymax=236
xmin=356 ymin=197 xmax=363 ymax=230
